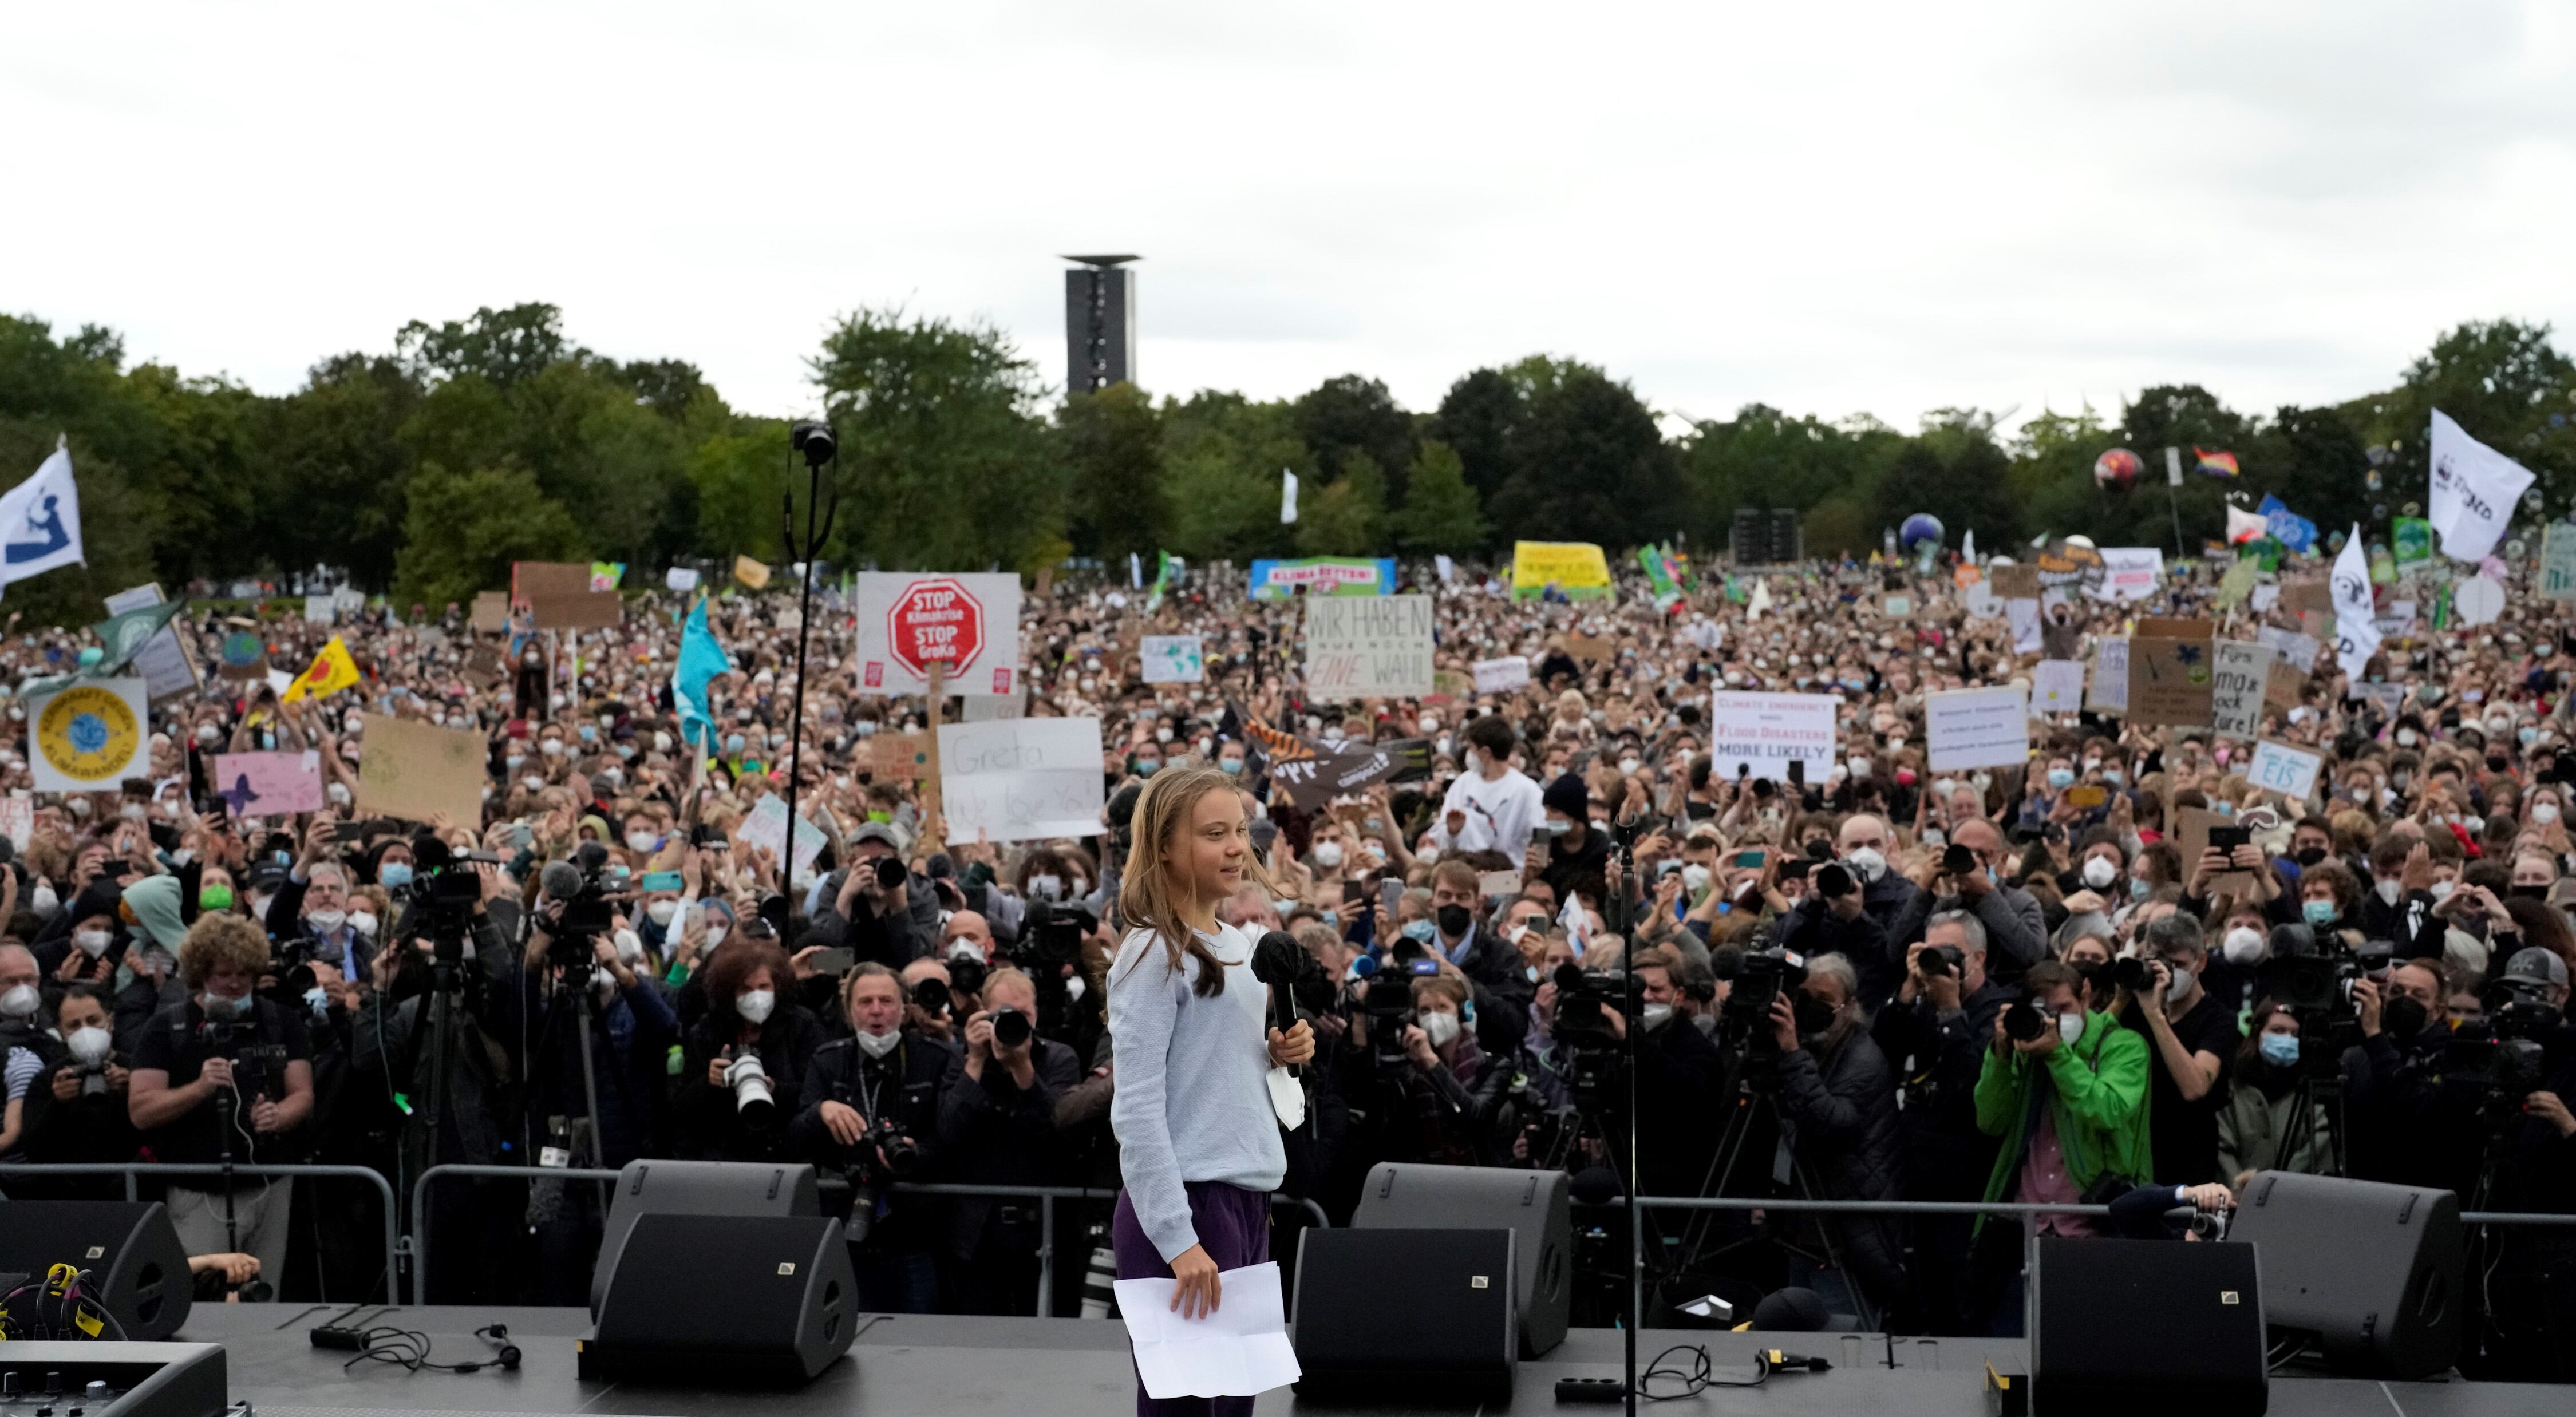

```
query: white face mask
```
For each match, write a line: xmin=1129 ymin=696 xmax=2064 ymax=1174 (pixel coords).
xmin=1419 ymin=1010 xmax=1461 ymax=1048
xmin=614 ymin=929 xmax=645 ymax=963
xmin=1640 ymin=1002 xmax=1674 ymax=1032
xmin=2056 ymin=1011 xmax=2085 ymax=1045
xmin=946 ymin=940 xmax=984 ymax=964
xmin=647 ymin=899 xmax=678 ymax=925
xmin=855 ymin=1028 xmax=902 ymax=1059
xmin=2429 ymin=879 xmax=2455 ymax=902
xmin=1844 ymin=846 xmax=1887 ymax=883
xmin=348 ymin=910 xmax=379 ymax=938
xmin=0 ymin=984 xmax=36 ymax=1020
xmin=307 ymin=908 xmax=347 ymax=933
xmin=1312 ymin=841 xmax=1345 ymax=869
xmin=2164 ymin=963 xmax=2194 ymax=1003
xmin=2537 ymin=802 xmax=2562 ymax=825
xmin=1681 ymin=864 xmax=1713 ymax=894
xmin=67 ymin=1026 xmax=112 ymax=1066
xmin=626 ymin=831 xmax=658 ymax=853
xmin=704 ymin=924 xmax=729 ymax=949
xmin=74 ymin=928 xmax=112 ymax=957
xmin=30 ymin=885 xmax=57 ymax=917
xmin=736 ymin=989 xmax=776 ymax=1024
xmin=2222 ymin=927 xmax=2269 ymax=966
xmin=2375 ymin=878 xmax=2403 ymax=907
xmin=2081 ymin=857 xmax=2118 ymax=890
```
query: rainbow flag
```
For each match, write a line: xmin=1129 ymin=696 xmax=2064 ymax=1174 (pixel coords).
xmin=2194 ymin=447 xmax=2240 ymax=478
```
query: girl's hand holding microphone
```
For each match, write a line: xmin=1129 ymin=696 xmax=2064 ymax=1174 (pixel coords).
xmin=1267 ymin=1020 xmax=1314 ymax=1067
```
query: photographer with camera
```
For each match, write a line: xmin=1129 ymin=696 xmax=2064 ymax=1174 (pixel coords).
xmin=676 ymin=938 xmax=825 ymax=1161
xmin=1425 ymin=861 xmax=1534 ymax=1058
xmin=792 ymin=963 xmax=958 ymax=1314
xmin=811 ymin=822 xmax=939 ymax=967
xmin=2341 ymin=959 xmax=2483 ymax=1197
xmin=127 ymin=913 xmax=314 ymax=1296
xmin=1766 ymin=951 xmax=1907 ymax=1323
xmin=1778 ymin=814 xmax=1921 ymax=1009
xmin=1892 ymin=817 xmax=2048 ymax=994
xmin=937 ymin=964 xmax=1077 ymax=1313
xmin=1590 ymin=943 xmax=1729 ymax=1197
xmin=1872 ymin=911 xmax=2011 ymax=1333
xmin=13 ymin=985 xmax=140 ymax=1182
xmin=2120 ymin=914 xmax=2241 ymax=1185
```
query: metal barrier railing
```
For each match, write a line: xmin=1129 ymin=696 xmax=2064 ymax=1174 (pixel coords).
xmin=1602 ymin=1194 xmax=2576 ymax=1225
xmin=410 ymin=1165 xmax=1333 ymax=1309
xmin=0 ymin=1162 xmax=402 ymax=1300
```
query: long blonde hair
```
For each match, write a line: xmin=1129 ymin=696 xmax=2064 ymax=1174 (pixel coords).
xmin=1117 ymin=766 xmax=1271 ymax=997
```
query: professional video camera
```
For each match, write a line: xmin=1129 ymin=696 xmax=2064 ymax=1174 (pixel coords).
xmin=841 ymin=1113 xmax=924 ymax=1247
xmin=405 ymin=835 xmax=511 ymax=964
xmin=725 ymin=1048 xmax=776 ymax=1129
xmin=2460 ymin=970 xmax=2563 ymax=1128
xmin=999 ymin=898 xmax=1095 ymax=1040
xmin=1549 ymin=963 xmax=1641 ymax=1098
xmin=2251 ymin=923 xmax=2374 ymax=1075
xmin=1714 ymin=928 xmax=1806 ymax=1063
xmin=1349 ymin=954 xmax=1441 ymax=1070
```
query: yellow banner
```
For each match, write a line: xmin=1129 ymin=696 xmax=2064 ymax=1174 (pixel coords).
xmin=282 ymin=635 xmax=361 ymax=704
xmin=1511 ymin=541 xmax=1612 ymax=598
xmin=733 ymin=555 xmax=772 ymax=590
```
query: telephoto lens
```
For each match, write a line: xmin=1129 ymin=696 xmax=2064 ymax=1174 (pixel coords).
xmin=726 ymin=1051 xmax=775 ymax=1127
xmin=874 ymin=856 xmax=907 ymax=889
xmin=991 ymin=1007 xmax=1033 ymax=1050
xmin=912 ymin=977 xmax=951 ymax=1016
xmin=2004 ymin=999 xmax=2048 ymax=1043
xmin=2112 ymin=956 xmax=2154 ymax=995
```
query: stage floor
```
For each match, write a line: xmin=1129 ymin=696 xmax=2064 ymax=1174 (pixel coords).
xmin=182 ymin=1305 xmax=2566 ymax=1417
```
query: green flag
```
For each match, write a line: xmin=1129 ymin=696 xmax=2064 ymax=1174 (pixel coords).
xmin=89 ymin=600 xmax=187 ymax=676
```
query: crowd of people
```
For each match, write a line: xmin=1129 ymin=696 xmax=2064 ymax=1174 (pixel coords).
xmin=0 ymin=545 xmax=2567 ymax=1374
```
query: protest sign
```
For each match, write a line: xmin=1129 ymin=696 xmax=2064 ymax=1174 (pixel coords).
xmin=937 ymin=717 xmax=1107 ymax=844
xmin=665 ymin=566 xmax=701 ymax=593
xmin=210 ymin=750 xmax=324 ymax=817
xmin=2127 ymin=618 xmax=2217 ymax=727
xmin=1926 ymin=687 xmax=2030 ymax=771
xmin=460 ymin=643 xmax=508 ymax=688
xmin=2543 ymin=524 xmax=2576 ymax=601
xmin=1266 ymin=738 xmax=1434 ymax=809
xmin=733 ymin=556 xmax=772 ymax=590
xmin=2034 ymin=542 xmax=2107 ymax=596
xmin=1962 ymin=580 xmax=2000 ymax=619
xmin=2090 ymin=548 xmax=2164 ymax=603
xmin=2428 ymin=410 xmax=2534 ymax=561
xmin=1140 ymin=635 xmax=1204 ymax=684
xmin=101 ymin=584 xmax=197 ymax=702
xmin=2005 ymin=598 xmax=2042 ymax=655
xmin=1472 ymin=656 xmax=1530 ymax=694
xmin=961 ymin=690 xmax=1027 ymax=722
xmin=2087 ymin=638 xmax=2129 ymax=714
xmin=1708 ymin=691 xmax=1838 ymax=781
xmin=1303 ymin=595 xmax=1435 ymax=700
xmin=512 ymin=561 xmax=590 ymax=603
xmin=1883 ymin=594 xmax=1913 ymax=618
xmin=2254 ymin=625 xmax=2320 ymax=672
xmin=2452 ymin=575 xmax=2504 ymax=626
xmin=854 ymin=572 xmax=1022 ymax=697
xmin=303 ymin=595 xmax=336 ymax=624
xmin=1988 ymin=563 xmax=2040 ymax=599
xmin=0 ymin=797 xmax=27 ymax=853
xmin=26 ymin=678 xmax=147 ymax=793
xmin=1565 ymin=632 xmax=1612 ymax=663
xmin=2265 ymin=659 xmax=2306 ymax=713
xmin=1246 ymin=557 xmax=1396 ymax=599
xmin=216 ymin=630 xmax=270 ymax=681
xmin=470 ymin=591 xmax=511 ymax=632
xmin=2208 ymin=641 xmax=2274 ymax=741
xmin=2250 ymin=584 xmax=2281 ymax=614
xmin=866 ymin=731 xmax=931 ymax=781
xmin=355 ymin=715 xmax=485 ymax=825
xmin=1510 ymin=542 xmax=1613 ymax=599
xmin=2278 ymin=580 xmax=2333 ymax=617
xmin=739 ymin=793 xmax=829 ymax=878
xmin=528 ymin=591 xmax=622 ymax=631
xmin=2032 ymin=659 xmax=2085 ymax=714
xmin=2214 ymin=559 xmax=2259 ymax=609
xmin=2248 ymin=739 xmax=2325 ymax=803
xmin=2177 ymin=806 xmax=2257 ymax=894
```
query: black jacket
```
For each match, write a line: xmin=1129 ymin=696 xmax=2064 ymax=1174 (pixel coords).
xmin=935 ymin=1036 xmax=1078 ymax=1262
xmin=1780 ymin=871 xmax=1922 ymax=1007
xmin=1871 ymin=979 xmax=2012 ymax=1198
xmin=791 ymin=1030 xmax=962 ymax=1252
xmin=1775 ymin=1026 xmax=1907 ymax=1311
xmin=2339 ymin=1024 xmax=2484 ymax=1200
xmin=675 ymin=1004 xmax=830 ymax=1162
xmin=1438 ymin=924 xmax=1536 ymax=1059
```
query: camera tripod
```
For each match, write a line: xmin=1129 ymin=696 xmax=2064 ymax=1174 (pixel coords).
xmin=2266 ymin=1068 xmax=2347 ymax=1179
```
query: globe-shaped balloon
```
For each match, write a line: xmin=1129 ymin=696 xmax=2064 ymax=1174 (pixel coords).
xmin=1899 ymin=513 xmax=1945 ymax=551
xmin=2094 ymin=448 xmax=2142 ymax=489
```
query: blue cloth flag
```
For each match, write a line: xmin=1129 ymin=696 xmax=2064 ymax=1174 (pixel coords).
xmin=672 ymin=594 xmax=732 ymax=750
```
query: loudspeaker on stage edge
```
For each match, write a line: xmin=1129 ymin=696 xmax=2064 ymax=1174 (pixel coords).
xmin=586 ymin=1159 xmax=822 ymax=1317
xmin=2225 ymin=1170 xmax=2463 ymax=1380
xmin=584 ymin=1214 xmax=855 ymax=1386
xmin=1291 ymin=1228 xmax=1517 ymax=1404
xmin=1351 ymin=1162 xmax=1570 ymax=1358
xmin=2031 ymin=1236 xmax=2266 ymax=1417
xmin=0 ymin=1201 xmax=192 ymax=1341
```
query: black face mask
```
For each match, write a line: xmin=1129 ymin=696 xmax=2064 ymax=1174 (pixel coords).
xmin=1436 ymin=904 xmax=1473 ymax=939
xmin=2510 ymin=883 xmax=2550 ymax=900
xmin=2383 ymin=995 xmax=2429 ymax=1042
xmin=2487 ymin=756 xmax=2511 ymax=774
xmin=1792 ymin=994 xmax=1838 ymax=1038
xmin=2294 ymin=846 xmax=2329 ymax=868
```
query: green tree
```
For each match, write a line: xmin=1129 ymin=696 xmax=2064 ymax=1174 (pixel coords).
xmin=810 ymin=308 xmax=1064 ymax=574
xmin=1060 ymin=382 xmax=1170 ymax=561
xmin=2362 ymin=320 xmax=2576 ymax=513
xmin=258 ymin=353 xmax=423 ymax=589
xmin=1485 ymin=358 xmax=1681 ymax=550
xmin=1428 ymin=367 xmax=1519 ymax=507
xmin=1682 ymin=405 xmax=1901 ymax=553
xmin=1294 ymin=450 xmax=1387 ymax=556
xmin=396 ymin=303 xmax=583 ymax=389
xmin=1159 ymin=391 xmax=1307 ymax=563
xmin=686 ymin=419 xmax=793 ymax=563
xmin=392 ymin=462 xmax=583 ymax=608
xmin=1294 ymin=374 xmax=1417 ymax=500
xmin=1390 ymin=440 xmax=1487 ymax=553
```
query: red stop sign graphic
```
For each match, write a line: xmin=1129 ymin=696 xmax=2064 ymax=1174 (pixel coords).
xmin=886 ymin=577 xmax=983 ymax=680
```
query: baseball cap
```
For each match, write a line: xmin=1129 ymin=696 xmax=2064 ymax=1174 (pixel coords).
xmin=2499 ymin=946 xmax=2569 ymax=989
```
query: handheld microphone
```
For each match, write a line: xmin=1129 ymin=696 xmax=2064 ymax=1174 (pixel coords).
xmin=538 ymin=860 xmax=586 ymax=903
xmin=1249 ymin=929 xmax=1309 ymax=1078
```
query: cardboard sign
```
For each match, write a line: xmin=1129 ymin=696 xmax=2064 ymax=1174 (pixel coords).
xmin=2087 ymin=638 xmax=2129 ymax=714
xmin=866 ymin=732 xmax=931 ymax=781
xmin=2208 ymin=641 xmax=2274 ymax=742
xmin=1303 ymin=595 xmax=1435 ymax=700
xmin=1564 ymin=633 xmax=1613 ymax=663
xmin=1140 ymin=635 xmax=1204 ymax=684
xmin=1708 ymin=691 xmax=1839 ymax=781
xmin=210 ymin=750 xmax=325 ymax=817
xmin=1471 ymin=656 xmax=1531 ymax=694
xmin=470 ymin=591 xmax=511 ymax=633
xmin=355 ymin=715 xmax=487 ymax=826
xmin=461 ymin=643 xmax=508 ymax=689
xmin=2176 ymin=805 xmax=2256 ymax=894
xmin=1477 ymin=869 xmax=1523 ymax=902
xmin=2032 ymin=659 xmax=2085 ymax=714
xmin=937 ymin=717 xmax=1108 ymax=844
xmin=2265 ymin=659 xmax=2306 ymax=713
xmin=2278 ymin=580 xmax=2333 ymax=617
xmin=528 ymin=591 xmax=622 ymax=631
xmin=1989 ymin=563 xmax=2040 ymax=599
xmin=2127 ymin=619 xmax=2218 ymax=727
xmin=2248 ymin=739 xmax=2325 ymax=804
xmin=1926 ymin=686 xmax=2031 ymax=771
xmin=513 ymin=561 xmax=591 ymax=603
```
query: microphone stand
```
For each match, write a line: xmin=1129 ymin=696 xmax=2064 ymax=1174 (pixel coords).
xmin=778 ymin=425 xmax=840 ymax=861
xmin=1611 ymin=852 xmax=1638 ymax=1417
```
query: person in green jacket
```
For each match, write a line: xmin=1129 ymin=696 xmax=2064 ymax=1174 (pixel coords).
xmin=1967 ymin=959 xmax=2152 ymax=1331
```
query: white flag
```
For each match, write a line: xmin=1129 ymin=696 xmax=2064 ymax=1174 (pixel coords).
xmin=1279 ymin=468 xmax=1299 ymax=525
xmin=2428 ymin=410 xmax=2532 ymax=562
xmin=0 ymin=441 xmax=85 ymax=591
xmin=2331 ymin=524 xmax=2381 ymax=679
xmin=1130 ymin=552 xmax=1143 ymax=588
xmin=1961 ymin=529 xmax=1977 ymax=564
xmin=1434 ymin=554 xmax=1455 ymax=584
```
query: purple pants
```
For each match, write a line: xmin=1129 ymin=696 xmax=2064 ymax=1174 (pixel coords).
xmin=1113 ymin=1182 xmax=1273 ymax=1417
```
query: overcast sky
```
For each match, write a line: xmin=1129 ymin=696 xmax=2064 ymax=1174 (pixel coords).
xmin=7 ymin=2 xmax=2574 ymax=435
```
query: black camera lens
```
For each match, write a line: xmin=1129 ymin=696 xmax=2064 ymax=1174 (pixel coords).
xmin=2004 ymin=1000 xmax=2048 ymax=1042
xmin=911 ymin=977 xmax=950 ymax=1015
xmin=2112 ymin=956 xmax=2154 ymax=995
xmin=948 ymin=957 xmax=988 ymax=998
xmin=1813 ymin=863 xmax=1854 ymax=899
xmin=1923 ymin=944 xmax=1964 ymax=977
xmin=1941 ymin=844 xmax=1976 ymax=877
xmin=991 ymin=1008 xmax=1032 ymax=1049
xmin=874 ymin=856 xmax=906 ymax=889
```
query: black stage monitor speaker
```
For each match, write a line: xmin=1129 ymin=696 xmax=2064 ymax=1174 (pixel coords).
xmin=0 ymin=1201 xmax=191 ymax=1340
xmin=1291 ymin=1227 xmax=1515 ymax=1404
xmin=583 ymin=1214 xmax=854 ymax=1386
xmin=2032 ymin=1236 xmax=2265 ymax=1417
xmin=1352 ymin=1161 xmax=1568 ymax=1356
xmin=588 ymin=1159 xmax=821 ymax=1316
xmin=2226 ymin=1170 xmax=2462 ymax=1379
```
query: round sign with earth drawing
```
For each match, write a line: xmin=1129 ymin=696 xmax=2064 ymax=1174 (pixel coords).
xmin=36 ymin=683 xmax=141 ymax=785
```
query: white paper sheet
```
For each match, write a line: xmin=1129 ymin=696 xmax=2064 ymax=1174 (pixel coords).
xmin=1112 ymin=1260 xmax=1302 ymax=1399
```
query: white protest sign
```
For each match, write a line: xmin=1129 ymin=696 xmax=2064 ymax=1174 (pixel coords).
xmin=2254 ymin=625 xmax=2320 ymax=672
xmin=665 ymin=566 xmax=702 ymax=593
xmin=938 ymin=716 xmax=1108 ymax=844
xmin=1141 ymin=635 xmax=1205 ymax=684
xmin=26 ymin=678 xmax=150 ymax=794
xmin=102 ymin=583 xmax=197 ymax=703
xmin=853 ymin=571 xmax=1023 ymax=696
xmin=2032 ymin=660 xmax=2085 ymax=714
xmin=2088 ymin=548 xmax=2165 ymax=603
xmin=738 ymin=794 xmax=829 ymax=878
xmin=1303 ymin=595 xmax=1435 ymax=700
xmin=2248 ymin=739 xmax=2324 ymax=804
xmin=1963 ymin=580 xmax=2000 ymax=619
xmin=302 ymin=595 xmax=337 ymax=624
xmin=1471 ymin=656 xmax=1530 ymax=694
xmin=2005 ymin=598 xmax=2042 ymax=655
xmin=2428 ymin=410 xmax=2534 ymax=561
xmin=2330 ymin=527 xmax=2382 ymax=678
xmin=2453 ymin=575 xmax=2504 ymax=626
xmin=1927 ymin=686 xmax=2031 ymax=771
xmin=2087 ymin=637 xmax=2129 ymax=714
xmin=1708 ymin=691 xmax=1839 ymax=781
xmin=2208 ymin=642 xmax=2274 ymax=742
xmin=0 ymin=795 xmax=28 ymax=852
xmin=2250 ymin=584 xmax=2281 ymax=614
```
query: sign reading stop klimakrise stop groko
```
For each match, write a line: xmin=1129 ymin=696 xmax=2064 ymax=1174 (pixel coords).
xmin=854 ymin=572 xmax=1022 ymax=696
xmin=888 ymin=577 xmax=983 ymax=679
